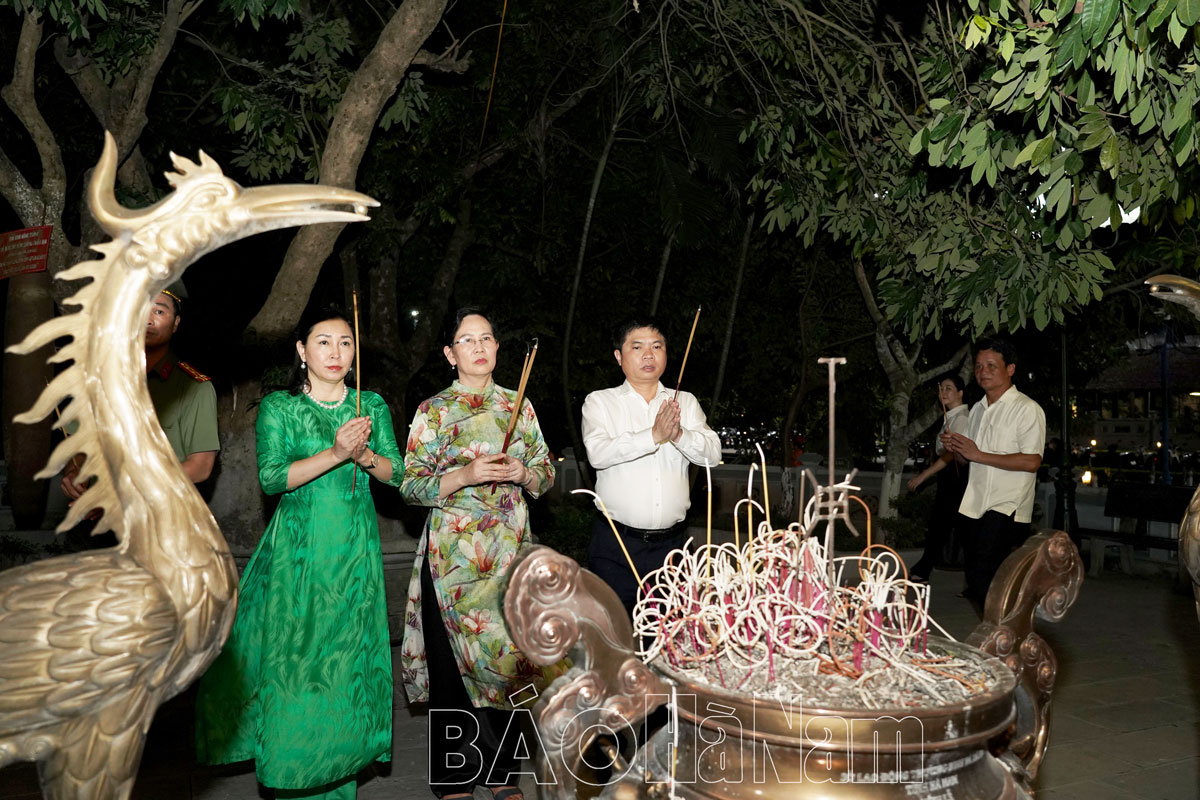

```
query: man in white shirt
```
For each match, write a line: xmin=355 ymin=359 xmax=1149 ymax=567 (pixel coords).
xmin=942 ymin=337 xmax=1045 ymax=604
xmin=582 ymin=318 xmax=722 ymax=616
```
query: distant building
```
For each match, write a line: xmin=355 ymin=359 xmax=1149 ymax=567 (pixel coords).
xmin=1081 ymin=334 xmax=1200 ymax=453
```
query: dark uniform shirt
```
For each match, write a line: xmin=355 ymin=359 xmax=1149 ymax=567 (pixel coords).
xmin=147 ymin=352 xmax=220 ymax=462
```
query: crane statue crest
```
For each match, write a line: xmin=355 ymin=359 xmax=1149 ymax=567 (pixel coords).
xmin=0 ymin=132 xmax=377 ymax=799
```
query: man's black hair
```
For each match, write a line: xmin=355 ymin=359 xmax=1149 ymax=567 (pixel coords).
xmin=974 ymin=336 xmax=1017 ymax=367
xmin=935 ymin=371 xmax=966 ymax=392
xmin=612 ymin=317 xmax=666 ymax=350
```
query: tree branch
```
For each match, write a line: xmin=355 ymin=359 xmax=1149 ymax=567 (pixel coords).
xmin=113 ymin=0 xmax=190 ymax=155
xmin=0 ymin=145 xmax=42 ymax=225
xmin=916 ymin=343 xmax=971 ymax=384
xmin=52 ymin=36 xmax=111 ymax=128
xmin=1 ymin=10 xmax=66 ymax=222
xmin=247 ymin=0 xmax=452 ymax=344
xmin=412 ymin=45 xmax=471 ymax=73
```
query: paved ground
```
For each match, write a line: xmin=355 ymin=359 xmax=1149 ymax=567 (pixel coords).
xmin=2 ymin=545 xmax=1198 ymax=799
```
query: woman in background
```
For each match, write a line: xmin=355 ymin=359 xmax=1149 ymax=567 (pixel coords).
xmin=906 ymin=372 xmax=970 ymax=583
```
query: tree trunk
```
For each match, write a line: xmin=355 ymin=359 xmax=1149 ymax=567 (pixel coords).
xmin=206 ymin=378 xmax=270 ymax=553
xmin=246 ymin=0 xmax=451 ymax=344
xmin=561 ymin=108 xmax=622 ymax=486
xmin=878 ymin=388 xmax=914 ymax=521
xmin=711 ymin=213 xmax=753 ymax=416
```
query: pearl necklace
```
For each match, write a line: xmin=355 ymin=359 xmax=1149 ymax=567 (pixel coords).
xmin=304 ymin=384 xmax=349 ymax=409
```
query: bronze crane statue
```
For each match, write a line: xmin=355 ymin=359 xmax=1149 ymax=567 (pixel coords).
xmin=0 ymin=132 xmax=377 ymax=799
xmin=1147 ymin=274 xmax=1200 ymax=623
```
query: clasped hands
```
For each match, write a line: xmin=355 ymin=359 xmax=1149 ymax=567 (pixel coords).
xmin=653 ymin=399 xmax=684 ymax=446
xmin=333 ymin=416 xmax=375 ymax=465
xmin=454 ymin=452 xmax=531 ymax=487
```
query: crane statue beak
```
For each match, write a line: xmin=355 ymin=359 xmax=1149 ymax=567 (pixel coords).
xmin=1147 ymin=274 xmax=1200 ymax=321
xmin=236 ymin=184 xmax=380 ymax=229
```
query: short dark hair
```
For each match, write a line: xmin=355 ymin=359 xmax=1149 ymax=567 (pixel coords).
xmin=935 ymin=371 xmax=965 ymax=392
xmin=287 ymin=303 xmax=355 ymax=395
xmin=612 ymin=317 xmax=665 ymax=350
xmin=975 ymin=336 xmax=1017 ymax=367
xmin=444 ymin=306 xmax=493 ymax=345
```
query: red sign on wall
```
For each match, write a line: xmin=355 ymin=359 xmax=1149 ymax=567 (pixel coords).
xmin=0 ymin=225 xmax=52 ymax=280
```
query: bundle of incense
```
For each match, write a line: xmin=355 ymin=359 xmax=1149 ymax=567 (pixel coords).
xmin=501 ymin=339 xmax=538 ymax=455
xmin=351 ymin=290 xmax=362 ymax=496
xmin=673 ymin=306 xmax=701 ymax=401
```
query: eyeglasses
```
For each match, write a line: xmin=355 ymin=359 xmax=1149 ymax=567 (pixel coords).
xmin=453 ymin=334 xmax=497 ymax=348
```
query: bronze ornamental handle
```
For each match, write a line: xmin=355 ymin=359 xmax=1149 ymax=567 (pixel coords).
xmin=504 ymin=545 xmax=669 ymax=799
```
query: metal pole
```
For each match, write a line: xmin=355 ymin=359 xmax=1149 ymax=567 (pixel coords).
xmin=1162 ymin=325 xmax=1172 ymax=485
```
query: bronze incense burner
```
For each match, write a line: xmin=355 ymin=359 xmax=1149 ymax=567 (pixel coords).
xmin=504 ymin=530 xmax=1083 ymax=799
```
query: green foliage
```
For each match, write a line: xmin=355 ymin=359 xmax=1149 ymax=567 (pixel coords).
xmin=3 ymin=0 xmax=111 ymax=39
xmin=217 ymin=0 xmax=298 ymax=28
xmin=664 ymin=0 xmax=1200 ymax=339
xmin=379 ymin=72 xmax=430 ymax=133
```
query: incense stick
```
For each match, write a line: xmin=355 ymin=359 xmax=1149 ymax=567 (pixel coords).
xmin=673 ymin=306 xmax=701 ymax=401
xmin=351 ymin=290 xmax=361 ymax=496
xmin=501 ymin=339 xmax=538 ymax=454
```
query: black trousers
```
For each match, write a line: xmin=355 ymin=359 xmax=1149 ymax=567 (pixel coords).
xmin=421 ymin=557 xmax=520 ymax=797
xmin=963 ymin=510 xmax=1029 ymax=603
xmin=587 ymin=515 xmax=685 ymax=618
xmin=911 ymin=464 xmax=969 ymax=578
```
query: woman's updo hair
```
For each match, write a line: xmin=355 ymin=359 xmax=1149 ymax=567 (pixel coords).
xmin=287 ymin=304 xmax=355 ymax=396
xmin=443 ymin=306 xmax=495 ymax=345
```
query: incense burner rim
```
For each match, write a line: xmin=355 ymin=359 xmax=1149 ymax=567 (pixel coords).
xmin=648 ymin=634 xmax=1017 ymax=751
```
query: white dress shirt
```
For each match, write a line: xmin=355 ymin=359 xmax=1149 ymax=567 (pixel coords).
xmin=934 ymin=403 xmax=970 ymax=455
xmin=959 ymin=385 xmax=1046 ymax=524
xmin=582 ymin=381 xmax=722 ymax=530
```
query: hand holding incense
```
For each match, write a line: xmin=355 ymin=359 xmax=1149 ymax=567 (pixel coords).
xmin=351 ymin=290 xmax=362 ymax=496
xmin=492 ymin=339 xmax=538 ymax=491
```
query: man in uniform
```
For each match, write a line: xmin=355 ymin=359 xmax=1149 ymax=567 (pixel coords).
xmin=62 ymin=280 xmax=219 ymax=499
xmin=582 ymin=317 xmax=722 ymax=617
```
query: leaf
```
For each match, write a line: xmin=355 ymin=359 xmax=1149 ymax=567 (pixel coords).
xmin=1031 ymin=135 xmax=1056 ymax=167
xmin=1149 ymin=0 xmax=1177 ymax=30
xmin=1082 ymin=0 xmax=1120 ymax=45
xmin=908 ymin=129 xmax=927 ymax=155
xmin=1178 ymin=0 xmax=1200 ymax=25
xmin=1100 ymin=135 xmax=1120 ymax=171
xmin=1173 ymin=119 xmax=1195 ymax=164
xmin=929 ymin=98 xmax=952 ymax=110
xmin=1013 ymin=137 xmax=1041 ymax=166
xmin=1168 ymin=10 xmax=1188 ymax=45
xmin=1000 ymin=32 xmax=1015 ymax=63
xmin=929 ymin=113 xmax=965 ymax=142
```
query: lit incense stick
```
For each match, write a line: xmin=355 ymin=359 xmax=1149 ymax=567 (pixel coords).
xmin=351 ymin=290 xmax=362 ymax=496
xmin=673 ymin=306 xmax=701 ymax=401
xmin=756 ymin=442 xmax=771 ymax=531
xmin=705 ymin=462 xmax=713 ymax=580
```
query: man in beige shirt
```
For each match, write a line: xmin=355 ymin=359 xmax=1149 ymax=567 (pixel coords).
xmin=941 ymin=337 xmax=1045 ymax=603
